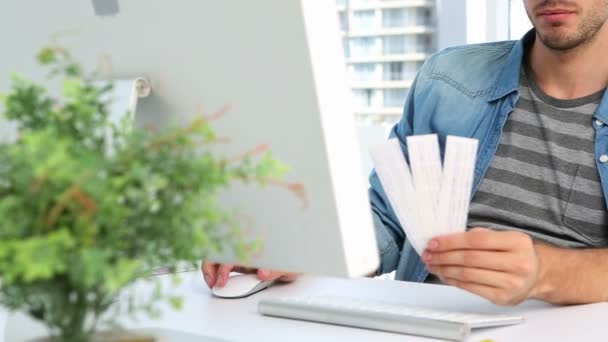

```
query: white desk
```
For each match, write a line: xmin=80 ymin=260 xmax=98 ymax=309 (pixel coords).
xmin=2 ymin=271 xmax=605 ymax=341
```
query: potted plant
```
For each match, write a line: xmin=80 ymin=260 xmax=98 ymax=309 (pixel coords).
xmin=0 ymin=47 xmax=293 ymax=341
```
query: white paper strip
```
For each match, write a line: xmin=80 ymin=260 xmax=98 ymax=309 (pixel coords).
xmin=370 ymin=134 xmax=478 ymax=256
xmin=406 ymin=134 xmax=443 ymax=250
xmin=369 ymin=139 xmax=424 ymax=254
xmin=436 ymin=136 xmax=478 ymax=234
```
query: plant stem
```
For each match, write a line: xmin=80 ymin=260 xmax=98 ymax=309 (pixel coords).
xmin=53 ymin=291 xmax=91 ymax=342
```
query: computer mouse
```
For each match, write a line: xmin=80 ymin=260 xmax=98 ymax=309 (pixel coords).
xmin=211 ymin=274 xmax=275 ymax=299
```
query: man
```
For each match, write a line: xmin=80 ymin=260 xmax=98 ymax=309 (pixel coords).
xmin=204 ymin=0 xmax=608 ymax=306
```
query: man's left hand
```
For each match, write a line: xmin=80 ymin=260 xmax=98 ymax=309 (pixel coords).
xmin=422 ymin=227 xmax=542 ymax=305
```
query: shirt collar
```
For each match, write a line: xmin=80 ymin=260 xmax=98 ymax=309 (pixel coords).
xmin=594 ymin=89 xmax=608 ymax=122
xmin=488 ymin=29 xmax=536 ymax=102
xmin=486 ymin=29 xmax=608 ymax=120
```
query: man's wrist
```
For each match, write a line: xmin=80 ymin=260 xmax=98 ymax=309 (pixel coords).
xmin=529 ymin=242 xmax=558 ymax=301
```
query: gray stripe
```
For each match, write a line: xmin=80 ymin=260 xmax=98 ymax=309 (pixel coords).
xmin=515 ymin=97 xmax=597 ymax=125
xmin=470 ymin=192 xmax=606 ymax=242
xmin=494 ymin=145 xmax=599 ymax=181
xmin=467 ymin=221 xmax=586 ymax=248
xmin=503 ymin=120 xmax=594 ymax=152
xmin=563 ymin=201 xmax=608 ymax=233
xmin=472 ymin=190 xmax=563 ymax=226
xmin=482 ymin=168 xmax=606 ymax=212
xmin=482 ymin=168 xmax=566 ymax=201
xmin=489 ymin=156 xmax=602 ymax=195
xmin=519 ymin=88 xmax=603 ymax=113
xmin=472 ymin=189 xmax=608 ymax=243
xmin=469 ymin=65 xmax=607 ymax=248
xmin=468 ymin=210 xmax=586 ymax=248
xmin=498 ymin=132 xmax=595 ymax=167
xmin=508 ymin=109 xmax=595 ymax=138
xmin=468 ymin=200 xmax=568 ymax=241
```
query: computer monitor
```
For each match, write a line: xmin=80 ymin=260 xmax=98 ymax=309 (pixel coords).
xmin=0 ymin=0 xmax=379 ymax=277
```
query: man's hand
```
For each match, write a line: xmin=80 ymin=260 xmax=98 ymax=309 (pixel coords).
xmin=422 ymin=227 xmax=542 ymax=305
xmin=201 ymin=261 xmax=297 ymax=288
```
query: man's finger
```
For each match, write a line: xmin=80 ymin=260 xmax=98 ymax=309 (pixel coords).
xmin=427 ymin=228 xmax=529 ymax=252
xmin=277 ymin=273 xmax=298 ymax=282
xmin=442 ymin=277 xmax=518 ymax=306
xmin=201 ymin=262 xmax=219 ymax=288
xmin=257 ymin=269 xmax=297 ymax=282
xmin=423 ymin=250 xmax=516 ymax=272
xmin=430 ymin=265 xmax=515 ymax=289
xmin=215 ymin=264 xmax=234 ymax=288
xmin=232 ymin=266 xmax=257 ymax=274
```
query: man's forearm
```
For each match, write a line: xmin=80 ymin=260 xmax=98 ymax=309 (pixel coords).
xmin=532 ymin=243 xmax=608 ymax=304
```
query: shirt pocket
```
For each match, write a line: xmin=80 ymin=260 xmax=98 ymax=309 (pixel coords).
xmin=562 ymin=165 xmax=608 ymax=246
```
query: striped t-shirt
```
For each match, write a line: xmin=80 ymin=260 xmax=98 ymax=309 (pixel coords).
xmin=467 ymin=64 xmax=608 ymax=248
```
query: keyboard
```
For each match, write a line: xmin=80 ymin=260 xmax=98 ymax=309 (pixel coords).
xmin=258 ymin=295 xmax=524 ymax=341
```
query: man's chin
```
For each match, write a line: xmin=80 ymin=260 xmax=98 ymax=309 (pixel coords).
xmin=538 ymin=31 xmax=586 ymax=51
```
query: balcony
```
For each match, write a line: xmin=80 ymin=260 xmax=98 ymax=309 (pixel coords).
xmin=344 ymin=26 xmax=435 ymax=38
xmin=353 ymin=107 xmax=404 ymax=116
xmin=337 ymin=0 xmax=435 ymax=12
xmin=350 ymin=80 xmax=413 ymax=89
xmin=346 ymin=52 xmax=430 ymax=64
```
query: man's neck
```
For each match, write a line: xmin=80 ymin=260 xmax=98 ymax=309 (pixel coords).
xmin=529 ymin=25 xmax=608 ymax=100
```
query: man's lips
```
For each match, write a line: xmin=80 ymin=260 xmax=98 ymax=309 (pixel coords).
xmin=537 ymin=9 xmax=576 ymax=23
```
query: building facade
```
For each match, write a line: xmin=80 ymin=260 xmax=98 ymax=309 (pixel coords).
xmin=337 ymin=0 xmax=437 ymax=124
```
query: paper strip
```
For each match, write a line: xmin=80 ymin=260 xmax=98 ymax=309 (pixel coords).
xmin=436 ymin=136 xmax=478 ymax=234
xmin=369 ymin=139 xmax=424 ymax=253
xmin=407 ymin=134 xmax=443 ymax=250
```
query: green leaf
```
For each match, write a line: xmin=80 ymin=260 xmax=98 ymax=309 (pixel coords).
xmin=0 ymin=44 xmax=292 ymax=339
xmin=1 ymin=229 xmax=75 ymax=283
xmin=168 ymin=295 xmax=183 ymax=310
xmin=36 ymin=48 xmax=56 ymax=65
xmin=62 ymin=78 xmax=82 ymax=98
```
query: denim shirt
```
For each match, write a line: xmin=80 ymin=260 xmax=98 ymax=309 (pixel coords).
xmin=369 ymin=30 xmax=608 ymax=282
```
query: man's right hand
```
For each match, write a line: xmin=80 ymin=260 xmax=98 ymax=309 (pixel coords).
xmin=201 ymin=261 xmax=298 ymax=288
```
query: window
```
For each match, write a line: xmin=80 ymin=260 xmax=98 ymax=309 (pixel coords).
xmin=338 ymin=12 xmax=348 ymax=31
xmin=383 ymin=35 xmax=406 ymax=54
xmin=353 ymin=89 xmax=380 ymax=107
xmin=384 ymin=88 xmax=408 ymax=108
xmin=351 ymin=10 xmax=377 ymax=30
xmin=418 ymin=35 xmax=432 ymax=53
xmin=383 ymin=8 xmax=429 ymax=28
xmin=352 ymin=63 xmax=377 ymax=81
xmin=349 ymin=37 xmax=381 ymax=57
xmin=382 ymin=62 xmax=421 ymax=82
xmin=383 ymin=35 xmax=429 ymax=55
xmin=383 ymin=62 xmax=403 ymax=81
xmin=403 ymin=61 xmax=423 ymax=79
xmin=421 ymin=8 xmax=433 ymax=26
xmin=342 ymin=39 xmax=350 ymax=58
xmin=382 ymin=8 xmax=407 ymax=28
xmin=350 ymin=0 xmax=373 ymax=6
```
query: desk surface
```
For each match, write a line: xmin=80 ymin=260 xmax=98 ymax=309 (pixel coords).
xmin=2 ymin=271 xmax=605 ymax=341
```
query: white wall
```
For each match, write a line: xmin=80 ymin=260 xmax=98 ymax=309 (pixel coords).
xmin=510 ymin=0 xmax=533 ymax=39
xmin=357 ymin=124 xmax=392 ymax=179
xmin=0 ymin=119 xmax=17 ymax=143
xmin=437 ymin=0 xmax=511 ymax=50
xmin=437 ymin=0 xmax=468 ymax=49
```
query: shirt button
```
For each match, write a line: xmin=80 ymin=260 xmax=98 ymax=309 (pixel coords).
xmin=600 ymin=155 xmax=608 ymax=163
xmin=596 ymin=120 xmax=604 ymax=126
